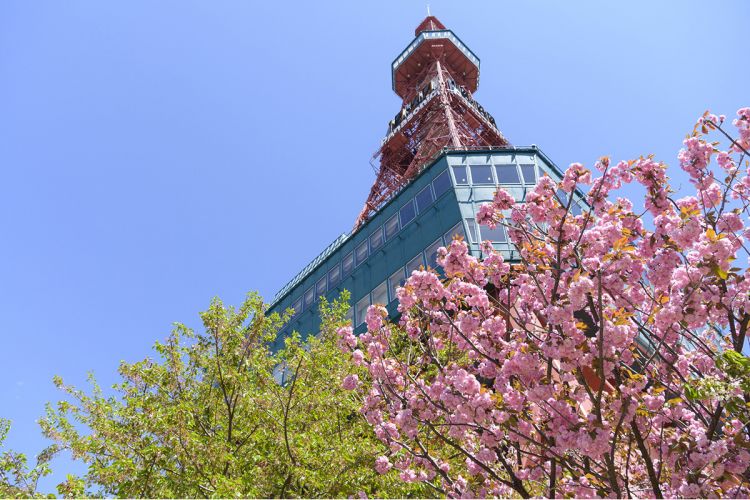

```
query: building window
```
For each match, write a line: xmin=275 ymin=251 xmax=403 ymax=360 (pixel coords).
xmin=345 ymin=306 xmax=354 ymax=324
xmin=425 ymin=237 xmax=444 ymax=269
xmin=399 ymin=199 xmax=416 ymax=226
xmin=465 ymin=218 xmax=479 ymax=242
xmin=433 ymin=169 xmax=452 ymax=198
xmin=415 ymin=185 xmax=434 ymax=214
xmin=495 ymin=164 xmax=521 ymax=184
xmin=355 ymin=240 xmax=369 ymax=267
xmin=384 ymin=213 xmax=400 ymax=241
xmin=303 ymin=287 xmax=315 ymax=310
xmin=316 ymin=276 xmax=327 ymax=298
xmin=470 ymin=165 xmax=494 ymax=185
xmin=370 ymin=226 xmax=384 ymax=252
xmin=328 ymin=263 xmax=341 ymax=289
xmin=342 ymin=251 xmax=354 ymax=277
xmin=452 ymin=165 xmax=469 ymax=185
xmin=406 ymin=253 xmax=424 ymax=276
xmin=444 ymin=221 xmax=466 ymax=242
xmin=520 ymin=164 xmax=536 ymax=184
xmin=388 ymin=268 xmax=406 ymax=302
xmin=292 ymin=297 xmax=303 ymax=317
xmin=480 ymin=223 xmax=507 ymax=242
xmin=355 ymin=295 xmax=370 ymax=327
xmin=372 ymin=281 xmax=388 ymax=306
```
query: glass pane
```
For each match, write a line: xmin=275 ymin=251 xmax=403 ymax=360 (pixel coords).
xmin=465 ymin=218 xmax=479 ymax=242
xmin=316 ymin=276 xmax=326 ymax=297
xmin=304 ymin=287 xmax=315 ymax=309
xmin=425 ymin=237 xmax=443 ymax=269
xmin=355 ymin=240 xmax=369 ymax=266
xmin=470 ymin=165 xmax=494 ymax=185
xmin=370 ymin=227 xmax=384 ymax=252
xmin=480 ymin=223 xmax=507 ymax=242
xmin=388 ymin=268 xmax=406 ymax=302
xmin=345 ymin=306 xmax=354 ymax=324
xmin=292 ymin=298 xmax=303 ymax=317
xmin=342 ymin=252 xmax=354 ymax=276
xmin=520 ymin=164 xmax=536 ymax=184
xmin=432 ymin=170 xmax=452 ymax=198
xmin=384 ymin=214 xmax=400 ymax=240
xmin=571 ymin=202 xmax=582 ymax=216
xmin=372 ymin=281 xmax=388 ymax=306
xmin=452 ymin=165 xmax=468 ymax=185
xmin=406 ymin=253 xmax=424 ymax=276
xmin=495 ymin=164 xmax=521 ymax=184
xmin=399 ymin=199 xmax=416 ymax=226
xmin=556 ymin=189 xmax=568 ymax=205
xmin=355 ymin=295 xmax=370 ymax=326
xmin=444 ymin=221 xmax=466 ymax=242
xmin=328 ymin=264 xmax=341 ymax=288
xmin=415 ymin=185 xmax=434 ymax=213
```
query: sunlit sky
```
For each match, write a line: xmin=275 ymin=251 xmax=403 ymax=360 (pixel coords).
xmin=1 ymin=0 xmax=747 ymax=489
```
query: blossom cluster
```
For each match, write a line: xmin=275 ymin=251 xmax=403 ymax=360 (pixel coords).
xmin=339 ymin=109 xmax=750 ymax=497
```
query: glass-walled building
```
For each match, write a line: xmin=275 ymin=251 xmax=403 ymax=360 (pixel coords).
xmin=268 ymin=146 xmax=581 ymax=347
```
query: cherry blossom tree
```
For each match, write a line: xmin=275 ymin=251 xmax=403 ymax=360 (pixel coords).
xmin=338 ymin=108 xmax=750 ymax=497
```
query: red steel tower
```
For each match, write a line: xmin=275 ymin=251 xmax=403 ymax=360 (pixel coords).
xmin=355 ymin=16 xmax=509 ymax=228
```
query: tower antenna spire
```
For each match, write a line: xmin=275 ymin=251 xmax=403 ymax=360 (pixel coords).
xmin=427 ymin=4 xmax=430 ymax=16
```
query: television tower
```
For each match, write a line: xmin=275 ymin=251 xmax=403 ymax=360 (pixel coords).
xmin=355 ymin=15 xmax=509 ymax=228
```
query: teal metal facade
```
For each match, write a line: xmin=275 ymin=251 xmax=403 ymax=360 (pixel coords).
xmin=268 ymin=146 xmax=581 ymax=347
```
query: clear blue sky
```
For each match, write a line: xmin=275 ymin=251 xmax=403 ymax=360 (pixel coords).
xmin=1 ymin=0 xmax=747 ymax=489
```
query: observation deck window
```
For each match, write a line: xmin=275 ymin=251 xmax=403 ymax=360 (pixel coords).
xmin=452 ymin=165 xmax=469 ymax=185
xmin=292 ymin=298 xmax=303 ymax=318
xmin=520 ymin=164 xmax=537 ymax=184
xmin=355 ymin=295 xmax=370 ymax=327
xmin=303 ymin=287 xmax=315 ymax=310
xmin=372 ymin=281 xmax=388 ymax=306
xmin=388 ymin=268 xmax=406 ymax=302
xmin=495 ymin=164 xmax=521 ymax=184
xmin=480 ymin=223 xmax=507 ymax=243
xmin=432 ymin=170 xmax=451 ymax=198
xmin=328 ymin=263 xmax=341 ymax=289
xmin=465 ymin=218 xmax=479 ymax=243
xmin=385 ymin=214 xmax=400 ymax=241
xmin=416 ymin=185 xmax=434 ymax=213
xmin=445 ymin=221 xmax=466 ymax=242
xmin=316 ymin=276 xmax=327 ymax=298
xmin=355 ymin=240 xmax=369 ymax=267
xmin=342 ymin=251 xmax=354 ymax=277
xmin=399 ymin=199 xmax=416 ymax=226
xmin=370 ymin=226 xmax=384 ymax=252
xmin=471 ymin=165 xmax=494 ymax=185
xmin=406 ymin=253 xmax=424 ymax=276
xmin=426 ymin=237 xmax=444 ymax=269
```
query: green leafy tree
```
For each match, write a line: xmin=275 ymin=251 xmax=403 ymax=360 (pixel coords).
xmin=0 ymin=418 xmax=61 ymax=498
xmin=39 ymin=292 xmax=426 ymax=498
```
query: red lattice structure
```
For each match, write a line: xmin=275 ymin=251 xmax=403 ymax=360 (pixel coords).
xmin=354 ymin=16 xmax=510 ymax=229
